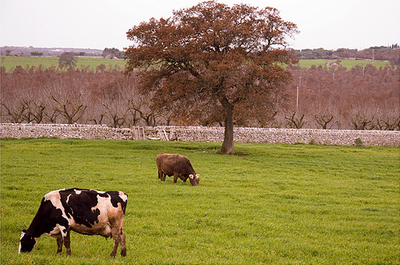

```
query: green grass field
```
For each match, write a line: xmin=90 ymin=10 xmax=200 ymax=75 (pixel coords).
xmin=1 ymin=139 xmax=399 ymax=264
xmin=1 ymin=56 xmax=391 ymax=73
xmin=0 ymin=56 xmax=126 ymax=73
xmin=297 ymin=59 xmax=390 ymax=69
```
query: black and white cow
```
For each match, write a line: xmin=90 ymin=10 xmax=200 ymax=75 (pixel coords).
xmin=19 ymin=188 xmax=128 ymax=257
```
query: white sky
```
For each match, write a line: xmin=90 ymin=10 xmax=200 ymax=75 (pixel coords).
xmin=0 ymin=0 xmax=399 ymax=50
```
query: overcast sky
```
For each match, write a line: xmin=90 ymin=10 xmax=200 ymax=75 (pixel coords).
xmin=1 ymin=0 xmax=399 ymax=50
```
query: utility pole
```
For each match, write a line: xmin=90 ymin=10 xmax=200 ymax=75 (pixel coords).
xmin=296 ymin=76 xmax=301 ymax=111
xmin=372 ymin=49 xmax=375 ymax=62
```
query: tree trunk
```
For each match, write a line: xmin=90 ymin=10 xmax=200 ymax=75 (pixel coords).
xmin=220 ymin=97 xmax=235 ymax=154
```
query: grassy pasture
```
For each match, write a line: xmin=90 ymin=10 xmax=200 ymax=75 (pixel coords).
xmin=297 ymin=59 xmax=390 ymax=69
xmin=1 ymin=56 xmax=126 ymax=73
xmin=0 ymin=139 xmax=399 ymax=264
xmin=1 ymin=56 xmax=391 ymax=73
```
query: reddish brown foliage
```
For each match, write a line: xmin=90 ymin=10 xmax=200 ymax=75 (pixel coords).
xmin=125 ymin=0 xmax=298 ymax=153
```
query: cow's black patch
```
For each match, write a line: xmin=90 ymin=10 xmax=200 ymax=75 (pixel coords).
xmin=107 ymin=191 xmax=127 ymax=214
xmin=42 ymin=200 xmax=69 ymax=234
xmin=60 ymin=189 xmax=100 ymax=228
xmin=28 ymin=199 xmax=68 ymax=237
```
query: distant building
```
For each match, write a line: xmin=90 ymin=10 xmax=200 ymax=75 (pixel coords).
xmin=326 ymin=61 xmax=340 ymax=66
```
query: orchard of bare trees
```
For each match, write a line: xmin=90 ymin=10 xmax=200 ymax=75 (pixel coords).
xmin=1 ymin=66 xmax=159 ymax=127
xmin=284 ymin=64 xmax=399 ymax=130
xmin=1 ymin=63 xmax=398 ymax=131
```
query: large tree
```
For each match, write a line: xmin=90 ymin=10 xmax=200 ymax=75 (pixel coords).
xmin=125 ymin=0 xmax=298 ymax=153
xmin=59 ymin=52 xmax=77 ymax=69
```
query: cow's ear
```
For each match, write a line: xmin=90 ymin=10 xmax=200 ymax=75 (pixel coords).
xmin=195 ymin=174 xmax=200 ymax=180
xmin=189 ymin=174 xmax=194 ymax=179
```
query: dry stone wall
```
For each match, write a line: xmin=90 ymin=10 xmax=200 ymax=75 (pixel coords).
xmin=1 ymin=123 xmax=399 ymax=147
xmin=0 ymin=123 xmax=135 ymax=140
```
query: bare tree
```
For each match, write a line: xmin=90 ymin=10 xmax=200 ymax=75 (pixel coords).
xmin=59 ymin=52 xmax=77 ymax=69
xmin=127 ymin=99 xmax=158 ymax=126
xmin=349 ymin=103 xmax=377 ymax=130
xmin=375 ymin=105 xmax=400 ymax=130
xmin=313 ymin=104 xmax=339 ymax=129
xmin=51 ymin=96 xmax=87 ymax=124
xmin=1 ymin=101 xmax=28 ymax=123
xmin=48 ymin=73 xmax=88 ymax=124
xmin=102 ymin=103 xmax=128 ymax=128
xmin=315 ymin=114 xmax=334 ymax=129
xmin=22 ymin=100 xmax=46 ymax=123
xmin=285 ymin=110 xmax=307 ymax=129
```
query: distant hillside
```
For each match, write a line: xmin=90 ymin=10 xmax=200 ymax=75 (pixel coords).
xmin=0 ymin=46 xmax=103 ymax=57
xmin=294 ymin=45 xmax=400 ymax=65
xmin=2 ymin=45 xmax=399 ymax=65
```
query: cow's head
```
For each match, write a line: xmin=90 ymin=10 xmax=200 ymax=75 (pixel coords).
xmin=188 ymin=174 xmax=200 ymax=186
xmin=19 ymin=230 xmax=37 ymax=253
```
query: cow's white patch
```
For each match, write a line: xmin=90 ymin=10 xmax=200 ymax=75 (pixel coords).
xmin=43 ymin=190 xmax=70 ymax=222
xmin=18 ymin=231 xmax=26 ymax=253
xmin=92 ymin=195 xmax=109 ymax=218
xmin=119 ymin=191 xmax=128 ymax=202
xmin=75 ymin=189 xmax=82 ymax=195
xmin=20 ymin=231 xmax=26 ymax=240
xmin=66 ymin=194 xmax=71 ymax=204
xmin=47 ymin=224 xmax=66 ymax=237
xmin=44 ymin=190 xmax=62 ymax=208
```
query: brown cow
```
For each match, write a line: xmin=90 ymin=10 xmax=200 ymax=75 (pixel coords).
xmin=156 ymin=153 xmax=200 ymax=186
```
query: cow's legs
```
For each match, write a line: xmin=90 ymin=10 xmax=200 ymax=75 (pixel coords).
xmin=56 ymin=236 xmax=63 ymax=254
xmin=63 ymin=231 xmax=71 ymax=256
xmin=110 ymin=227 xmax=120 ymax=257
xmin=120 ymin=228 xmax=127 ymax=257
xmin=173 ymin=175 xmax=178 ymax=183
xmin=110 ymin=223 xmax=126 ymax=257
xmin=159 ymin=170 xmax=166 ymax=181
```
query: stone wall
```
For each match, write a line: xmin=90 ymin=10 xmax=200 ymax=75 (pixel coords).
xmin=1 ymin=123 xmax=399 ymax=147
xmin=0 ymin=123 xmax=136 ymax=140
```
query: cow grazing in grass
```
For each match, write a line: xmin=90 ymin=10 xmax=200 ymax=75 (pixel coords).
xmin=156 ymin=153 xmax=200 ymax=186
xmin=19 ymin=188 xmax=128 ymax=257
